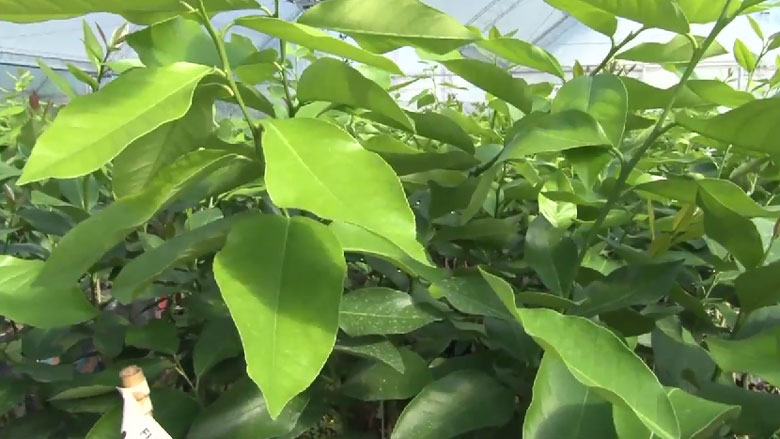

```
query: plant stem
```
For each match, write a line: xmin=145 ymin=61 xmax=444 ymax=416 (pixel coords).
xmin=274 ymin=0 xmax=296 ymax=117
xmin=591 ymin=26 xmax=647 ymax=76
xmin=198 ymin=0 xmax=256 ymax=133
xmin=173 ymin=355 xmax=197 ymax=394
xmin=576 ymin=1 xmax=737 ymax=265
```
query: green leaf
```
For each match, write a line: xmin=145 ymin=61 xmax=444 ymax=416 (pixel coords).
xmin=666 ymin=388 xmax=740 ymax=439
xmin=748 ymin=15 xmax=765 ymax=40
xmin=441 ymin=59 xmax=532 ymax=113
xmin=679 ymin=98 xmax=780 ymax=156
xmin=431 ymin=268 xmax=518 ymax=320
xmin=734 ymin=38 xmax=758 ymax=72
xmin=523 ymin=354 xmax=616 ymax=439
xmin=707 ymin=326 xmax=780 ymax=388
xmin=434 ymin=217 xmax=519 ymax=249
xmin=36 ymin=60 xmax=76 ymax=99
xmin=67 ymin=62 xmax=98 ymax=90
xmin=213 ymin=215 xmax=346 ymax=419
xmin=697 ymin=382 xmax=780 ymax=438
xmin=622 ymin=77 xmax=710 ymax=111
xmin=390 ymin=370 xmax=515 ymax=439
xmin=0 ymin=377 xmax=27 ymax=414
xmin=538 ymin=170 xmax=578 ymax=229
xmin=237 ymin=17 xmax=401 ymax=73
xmin=82 ymin=20 xmax=103 ymax=69
xmin=550 ymin=0 xmax=689 ymax=33
xmin=33 ymin=150 xmax=241 ymax=287
xmin=298 ymin=0 xmax=480 ymax=55
xmin=545 ymin=0 xmax=617 ymax=36
xmin=676 ymin=0 xmax=740 ymax=23
xmin=125 ymin=319 xmax=179 ymax=354
xmin=363 ymin=135 xmax=478 ymax=176
xmin=339 ymin=287 xmax=441 ymax=336
xmin=19 ymin=63 xmax=213 ymax=184
xmin=551 ymin=74 xmax=627 ymax=148
xmin=736 ymin=261 xmax=780 ymax=314
xmin=329 ymin=221 xmax=443 ymax=281
xmin=525 ymin=216 xmax=578 ymax=295
xmin=187 ymin=377 xmax=309 ymax=439
xmin=261 ymin=118 xmax=428 ymax=265
xmin=576 ymin=261 xmax=682 ymax=316
xmin=517 ymin=308 xmax=680 ymax=439
xmin=687 ymin=79 xmax=754 ymax=108
xmin=697 ymin=188 xmax=764 ymax=268
xmin=341 ymin=348 xmax=431 ymax=401
xmin=112 ymin=216 xmax=238 ymax=304
xmin=298 ymin=59 xmax=413 ymax=130
xmin=361 ymin=110 xmax=476 ymax=153
xmin=501 ymin=111 xmax=611 ymax=160
xmin=193 ymin=319 xmax=242 ymax=379
xmin=0 ymin=256 xmax=96 ymax=328
xmin=477 ymin=38 xmax=564 ymax=78
xmin=0 ymin=0 xmax=256 ymax=23
xmin=112 ymin=89 xmax=215 ymax=198
xmin=335 ymin=336 xmax=405 ymax=373
xmin=617 ymin=35 xmax=726 ymax=64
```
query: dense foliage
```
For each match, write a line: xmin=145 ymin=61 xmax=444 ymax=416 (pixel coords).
xmin=3 ymin=0 xmax=780 ymax=437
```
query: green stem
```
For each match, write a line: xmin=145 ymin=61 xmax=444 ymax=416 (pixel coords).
xmin=274 ymin=0 xmax=296 ymax=116
xmin=591 ymin=26 xmax=647 ymax=76
xmin=198 ymin=0 xmax=256 ymax=133
xmin=576 ymin=1 xmax=737 ymax=265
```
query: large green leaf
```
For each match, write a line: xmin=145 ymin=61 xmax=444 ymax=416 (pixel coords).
xmin=621 ymin=77 xmax=710 ymax=111
xmin=551 ymin=74 xmax=627 ymax=148
xmin=112 ymin=216 xmax=239 ymax=304
xmin=0 ymin=0 xmax=255 ymax=23
xmin=687 ymin=79 xmax=754 ymax=108
xmin=298 ymin=0 xmax=480 ymax=54
xmin=390 ymin=370 xmax=515 ymax=439
xmin=237 ymin=16 xmax=401 ymax=73
xmin=545 ymin=0 xmax=617 ymax=36
xmin=261 ymin=118 xmax=428 ymax=265
xmin=707 ymin=327 xmax=780 ymax=388
xmin=430 ymin=269 xmax=518 ymax=320
xmin=187 ymin=377 xmax=309 ymax=439
xmin=617 ymin=35 xmax=726 ymax=64
xmin=576 ymin=261 xmax=682 ymax=316
xmin=34 ymin=150 xmax=243 ymax=287
xmin=213 ymin=215 xmax=346 ymax=419
xmin=697 ymin=188 xmax=764 ymax=268
xmin=112 ymin=90 xmax=215 ymax=198
xmin=735 ymin=261 xmax=780 ymax=314
xmin=549 ymin=0 xmax=689 ymax=33
xmin=525 ymin=216 xmax=578 ymax=296
xmin=298 ymin=58 xmax=412 ymax=129
xmin=441 ymin=59 xmax=532 ymax=113
xmin=523 ymin=354 xmax=616 ymax=439
xmin=407 ymin=111 xmax=475 ymax=153
xmin=679 ymin=98 xmax=780 ymax=156
xmin=517 ymin=308 xmax=680 ymax=439
xmin=0 ymin=256 xmax=96 ymax=328
xmin=19 ymin=63 xmax=213 ymax=184
xmin=501 ymin=111 xmax=611 ymax=160
xmin=477 ymin=38 xmax=564 ymax=78
xmin=666 ymin=388 xmax=740 ymax=439
xmin=677 ymin=0 xmax=740 ymax=23
xmin=341 ymin=348 xmax=432 ymax=401
xmin=339 ymin=287 xmax=441 ymax=336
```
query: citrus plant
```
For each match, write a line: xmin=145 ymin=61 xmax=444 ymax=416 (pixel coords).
xmin=2 ymin=0 xmax=780 ymax=438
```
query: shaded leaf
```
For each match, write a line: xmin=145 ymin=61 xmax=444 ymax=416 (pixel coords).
xmin=339 ymin=287 xmax=441 ymax=336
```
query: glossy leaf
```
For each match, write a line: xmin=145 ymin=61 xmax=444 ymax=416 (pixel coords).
xmin=707 ymin=326 xmax=780 ymax=388
xmin=298 ymin=0 xmax=480 ymax=54
xmin=441 ymin=59 xmax=532 ymax=113
xmin=551 ymin=74 xmax=627 ymax=148
xmin=237 ymin=16 xmax=401 ymax=73
xmin=525 ymin=216 xmax=578 ymax=295
xmin=677 ymin=0 xmax=740 ymax=23
xmin=517 ymin=308 xmax=679 ymax=439
xmin=617 ymin=35 xmax=726 ymax=64
xmin=734 ymin=38 xmax=758 ymax=72
xmin=0 ymin=256 xmax=96 ymax=328
xmin=213 ymin=215 xmax=346 ymax=418
xmin=432 ymin=268 xmax=518 ymax=320
xmin=187 ymin=377 xmax=309 ymax=439
xmin=298 ymin=58 xmax=412 ymax=130
xmin=341 ymin=348 xmax=431 ymax=401
xmin=335 ymin=336 xmax=405 ymax=373
xmin=502 ymin=111 xmax=611 ymax=160
xmin=391 ymin=370 xmax=515 ymax=439
xmin=697 ymin=188 xmax=764 ymax=268
xmin=687 ymin=79 xmax=754 ymax=108
xmin=552 ymin=0 xmax=689 ymax=33
xmin=545 ymin=0 xmax=617 ymax=36
xmin=524 ymin=354 xmax=616 ymax=439
xmin=478 ymin=38 xmax=564 ymax=78
xmin=261 ymin=118 xmax=428 ymax=264
xmin=33 ymin=150 xmax=241 ymax=287
xmin=19 ymin=63 xmax=213 ymax=184
xmin=339 ymin=287 xmax=441 ymax=336
xmin=112 ymin=216 xmax=238 ymax=304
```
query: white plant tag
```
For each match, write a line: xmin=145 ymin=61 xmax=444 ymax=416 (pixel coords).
xmin=118 ymin=387 xmax=172 ymax=439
